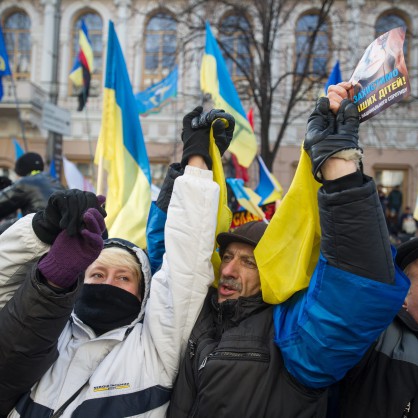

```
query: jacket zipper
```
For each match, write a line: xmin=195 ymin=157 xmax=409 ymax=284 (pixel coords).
xmin=189 ymin=339 xmax=196 ymax=359
xmin=199 ymin=351 xmax=269 ymax=370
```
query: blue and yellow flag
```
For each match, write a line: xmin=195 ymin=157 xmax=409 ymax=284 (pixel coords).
xmin=13 ymin=138 xmax=24 ymax=160
xmin=226 ymin=178 xmax=265 ymax=220
xmin=324 ymin=60 xmax=342 ymax=95
xmin=201 ymin=22 xmax=257 ymax=168
xmin=135 ymin=66 xmax=178 ymax=114
xmin=0 ymin=24 xmax=12 ymax=101
xmin=255 ymin=155 xmax=283 ymax=205
xmin=254 ymin=146 xmax=321 ymax=304
xmin=95 ymin=21 xmax=151 ymax=248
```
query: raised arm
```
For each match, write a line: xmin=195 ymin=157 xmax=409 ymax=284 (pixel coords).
xmin=273 ymin=88 xmax=409 ymax=388
xmin=144 ymin=106 xmax=234 ymax=381
xmin=0 ymin=191 xmax=106 ymax=417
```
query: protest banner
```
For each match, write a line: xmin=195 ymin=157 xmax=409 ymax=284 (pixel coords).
xmin=349 ymin=26 xmax=410 ymax=122
xmin=230 ymin=203 xmax=276 ymax=230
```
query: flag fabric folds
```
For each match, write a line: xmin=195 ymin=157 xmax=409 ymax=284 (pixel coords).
xmin=63 ymin=156 xmax=95 ymax=192
xmin=231 ymin=153 xmax=249 ymax=182
xmin=12 ymin=138 xmax=24 ymax=160
xmin=226 ymin=178 xmax=265 ymax=220
xmin=69 ymin=20 xmax=94 ymax=111
xmin=135 ymin=66 xmax=178 ymax=114
xmin=95 ymin=21 xmax=151 ymax=248
xmin=254 ymin=146 xmax=321 ymax=304
xmin=255 ymin=155 xmax=283 ymax=205
xmin=49 ymin=159 xmax=57 ymax=179
xmin=209 ymin=122 xmax=233 ymax=284
xmin=200 ymin=22 xmax=257 ymax=168
xmin=324 ymin=60 xmax=342 ymax=95
xmin=0 ymin=25 xmax=11 ymax=101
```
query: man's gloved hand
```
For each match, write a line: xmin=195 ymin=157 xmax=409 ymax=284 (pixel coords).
xmin=304 ymin=97 xmax=362 ymax=182
xmin=181 ymin=106 xmax=212 ymax=169
xmin=212 ymin=116 xmax=235 ymax=156
xmin=32 ymin=190 xmax=107 ymax=244
xmin=38 ymin=208 xmax=105 ymax=288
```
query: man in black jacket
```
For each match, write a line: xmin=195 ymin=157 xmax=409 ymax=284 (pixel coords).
xmin=0 ymin=152 xmax=65 ymax=234
xmin=329 ymin=237 xmax=418 ymax=418
xmin=168 ymin=86 xmax=409 ymax=417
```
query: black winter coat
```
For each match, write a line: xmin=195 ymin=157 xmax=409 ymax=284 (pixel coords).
xmin=0 ymin=265 xmax=80 ymax=418
xmin=0 ymin=173 xmax=65 ymax=219
xmin=168 ymin=288 xmax=328 ymax=418
xmin=334 ymin=308 xmax=418 ymax=418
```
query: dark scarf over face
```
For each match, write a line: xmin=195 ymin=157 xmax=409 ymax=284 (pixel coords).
xmin=74 ymin=284 xmax=142 ymax=336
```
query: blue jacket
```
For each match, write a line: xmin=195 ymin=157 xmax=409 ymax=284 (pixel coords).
xmin=274 ymin=175 xmax=409 ymax=388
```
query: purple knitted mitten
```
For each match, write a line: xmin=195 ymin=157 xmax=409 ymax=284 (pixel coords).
xmin=38 ymin=208 xmax=105 ymax=288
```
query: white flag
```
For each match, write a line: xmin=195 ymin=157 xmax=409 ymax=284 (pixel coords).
xmin=63 ymin=156 xmax=95 ymax=192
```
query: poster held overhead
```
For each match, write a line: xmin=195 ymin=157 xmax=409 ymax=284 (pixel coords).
xmin=349 ymin=26 xmax=410 ymax=123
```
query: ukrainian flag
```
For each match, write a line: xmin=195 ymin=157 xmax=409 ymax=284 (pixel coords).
xmin=95 ymin=21 xmax=151 ymax=248
xmin=226 ymin=178 xmax=265 ymax=220
xmin=255 ymin=155 xmax=283 ymax=205
xmin=201 ymin=22 xmax=257 ymax=168
xmin=324 ymin=60 xmax=342 ymax=95
xmin=254 ymin=146 xmax=321 ymax=304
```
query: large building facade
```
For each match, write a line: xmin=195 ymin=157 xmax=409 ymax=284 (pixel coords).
xmin=0 ymin=0 xmax=417 ymax=209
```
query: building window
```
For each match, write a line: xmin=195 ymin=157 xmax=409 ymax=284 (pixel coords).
xmin=219 ymin=14 xmax=251 ymax=80
xmin=3 ymin=11 xmax=31 ymax=79
xmin=375 ymin=12 xmax=410 ymax=65
xmin=70 ymin=12 xmax=103 ymax=96
xmin=295 ymin=13 xmax=329 ymax=78
xmin=142 ymin=12 xmax=177 ymax=88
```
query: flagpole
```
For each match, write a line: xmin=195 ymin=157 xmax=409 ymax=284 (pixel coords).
xmin=96 ymin=155 xmax=104 ymax=196
xmin=83 ymin=95 xmax=96 ymax=182
xmin=10 ymin=75 xmax=28 ymax=151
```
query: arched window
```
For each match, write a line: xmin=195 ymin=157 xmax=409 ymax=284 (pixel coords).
xmin=3 ymin=11 xmax=31 ymax=79
xmin=295 ymin=13 xmax=329 ymax=77
xmin=375 ymin=12 xmax=410 ymax=65
xmin=219 ymin=14 xmax=251 ymax=80
xmin=70 ymin=12 xmax=103 ymax=95
xmin=142 ymin=12 xmax=177 ymax=88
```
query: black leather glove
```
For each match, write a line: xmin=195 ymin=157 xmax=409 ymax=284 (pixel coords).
xmin=212 ymin=114 xmax=235 ymax=156
xmin=156 ymin=163 xmax=183 ymax=213
xmin=181 ymin=106 xmax=212 ymax=169
xmin=32 ymin=189 xmax=107 ymax=244
xmin=304 ymin=97 xmax=362 ymax=182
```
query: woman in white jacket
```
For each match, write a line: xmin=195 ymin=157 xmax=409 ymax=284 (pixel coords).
xmin=0 ymin=106 xmax=230 ymax=418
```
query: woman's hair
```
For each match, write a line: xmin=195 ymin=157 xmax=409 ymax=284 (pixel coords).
xmin=96 ymin=246 xmax=142 ymax=283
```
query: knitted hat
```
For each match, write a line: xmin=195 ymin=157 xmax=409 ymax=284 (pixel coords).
xmin=14 ymin=152 xmax=44 ymax=176
xmin=396 ymin=238 xmax=418 ymax=271
xmin=217 ymin=221 xmax=268 ymax=256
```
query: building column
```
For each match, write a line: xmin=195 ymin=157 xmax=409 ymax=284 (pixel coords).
xmin=40 ymin=0 xmax=58 ymax=94
xmin=113 ymin=0 xmax=132 ymax=54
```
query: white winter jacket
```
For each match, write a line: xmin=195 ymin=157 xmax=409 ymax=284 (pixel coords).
xmin=0 ymin=166 xmax=219 ymax=418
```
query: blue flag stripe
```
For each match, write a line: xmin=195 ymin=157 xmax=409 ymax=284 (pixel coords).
xmin=324 ymin=61 xmax=342 ymax=94
xmin=205 ymin=22 xmax=247 ymax=119
xmin=105 ymin=21 xmax=151 ymax=183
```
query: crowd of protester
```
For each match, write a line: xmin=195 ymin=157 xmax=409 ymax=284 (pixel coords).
xmin=0 ymin=81 xmax=417 ymax=418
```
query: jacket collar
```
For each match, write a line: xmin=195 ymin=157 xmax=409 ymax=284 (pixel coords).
xmin=210 ymin=288 xmax=269 ymax=325
xmin=397 ymin=308 xmax=418 ymax=335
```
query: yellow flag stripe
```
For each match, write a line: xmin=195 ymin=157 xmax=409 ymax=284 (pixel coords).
xmin=201 ymin=54 xmax=257 ymax=168
xmin=254 ymin=147 xmax=321 ymax=303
